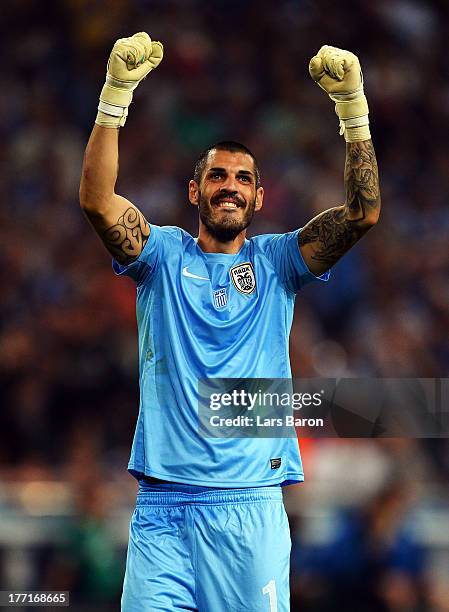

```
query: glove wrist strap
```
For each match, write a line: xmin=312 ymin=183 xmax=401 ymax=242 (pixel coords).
xmin=339 ymin=116 xmax=371 ymax=142
xmin=95 ymin=72 xmax=139 ymax=128
xmin=331 ymin=90 xmax=371 ymax=142
xmin=95 ymin=109 xmax=127 ymax=128
xmin=342 ymin=124 xmax=371 ymax=142
xmin=334 ymin=95 xmax=369 ymax=120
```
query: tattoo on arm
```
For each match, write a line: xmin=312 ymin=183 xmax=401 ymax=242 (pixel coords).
xmin=299 ymin=207 xmax=361 ymax=266
xmin=299 ymin=140 xmax=380 ymax=270
xmin=344 ymin=139 xmax=380 ymax=222
xmin=103 ymin=207 xmax=150 ymax=264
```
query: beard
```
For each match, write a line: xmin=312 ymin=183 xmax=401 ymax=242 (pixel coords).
xmin=198 ymin=190 xmax=257 ymax=242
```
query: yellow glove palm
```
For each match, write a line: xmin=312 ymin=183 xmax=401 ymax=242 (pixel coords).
xmin=309 ymin=45 xmax=370 ymax=142
xmin=96 ymin=32 xmax=163 ymax=128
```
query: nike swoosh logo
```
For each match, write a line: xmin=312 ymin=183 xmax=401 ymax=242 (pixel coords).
xmin=182 ymin=266 xmax=210 ymax=281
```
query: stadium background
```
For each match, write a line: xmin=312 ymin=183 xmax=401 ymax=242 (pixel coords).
xmin=1 ymin=0 xmax=449 ymax=610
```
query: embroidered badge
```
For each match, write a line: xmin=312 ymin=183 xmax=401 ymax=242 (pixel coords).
xmin=213 ymin=288 xmax=228 ymax=309
xmin=229 ymin=262 xmax=256 ymax=295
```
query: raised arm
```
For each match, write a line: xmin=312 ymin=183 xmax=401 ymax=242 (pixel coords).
xmin=299 ymin=46 xmax=381 ymax=276
xmin=79 ymin=32 xmax=163 ymax=265
xmin=80 ymin=126 xmax=151 ymax=264
xmin=299 ymin=139 xmax=380 ymax=276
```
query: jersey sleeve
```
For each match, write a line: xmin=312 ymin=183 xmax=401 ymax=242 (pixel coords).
xmin=256 ymin=229 xmax=330 ymax=293
xmin=112 ymin=223 xmax=166 ymax=285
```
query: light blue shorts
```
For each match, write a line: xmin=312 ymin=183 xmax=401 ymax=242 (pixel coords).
xmin=121 ymin=481 xmax=291 ymax=611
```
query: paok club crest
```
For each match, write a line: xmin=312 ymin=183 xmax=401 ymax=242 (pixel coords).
xmin=229 ymin=262 xmax=256 ymax=295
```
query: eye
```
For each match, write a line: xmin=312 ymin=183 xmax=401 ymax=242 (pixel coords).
xmin=239 ymin=175 xmax=251 ymax=183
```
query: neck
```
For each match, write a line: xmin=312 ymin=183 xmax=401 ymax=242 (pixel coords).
xmin=196 ymin=224 xmax=247 ymax=254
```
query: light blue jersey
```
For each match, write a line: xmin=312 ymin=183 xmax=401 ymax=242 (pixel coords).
xmin=113 ymin=225 xmax=328 ymax=487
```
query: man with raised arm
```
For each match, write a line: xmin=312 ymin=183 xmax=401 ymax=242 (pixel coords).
xmin=79 ymin=33 xmax=380 ymax=612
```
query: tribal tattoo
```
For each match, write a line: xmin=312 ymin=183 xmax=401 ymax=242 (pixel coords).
xmin=102 ymin=207 xmax=150 ymax=264
xmin=299 ymin=140 xmax=380 ymax=272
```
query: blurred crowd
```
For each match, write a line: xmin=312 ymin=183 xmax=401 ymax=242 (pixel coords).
xmin=1 ymin=0 xmax=449 ymax=610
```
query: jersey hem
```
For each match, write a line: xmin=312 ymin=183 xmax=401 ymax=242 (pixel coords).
xmin=128 ymin=464 xmax=304 ymax=488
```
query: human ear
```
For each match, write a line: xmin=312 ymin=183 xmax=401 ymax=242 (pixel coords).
xmin=255 ymin=186 xmax=264 ymax=211
xmin=189 ymin=180 xmax=199 ymax=206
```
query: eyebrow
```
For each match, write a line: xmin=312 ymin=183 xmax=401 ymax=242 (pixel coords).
xmin=207 ymin=167 xmax=254 ymax=177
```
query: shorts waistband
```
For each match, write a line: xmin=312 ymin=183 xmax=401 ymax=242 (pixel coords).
xmin=135 ymin=485 xmax=283 ymax=507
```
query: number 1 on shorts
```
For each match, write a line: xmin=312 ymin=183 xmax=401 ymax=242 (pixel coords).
xmin=262 ymin=579 xmax=277 ymax=612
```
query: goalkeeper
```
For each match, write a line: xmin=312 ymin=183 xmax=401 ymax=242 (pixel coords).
xmin=79 ymin=33 xmax=380 ymax=612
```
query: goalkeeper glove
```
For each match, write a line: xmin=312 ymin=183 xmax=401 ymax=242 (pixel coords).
xmin=95 ymin=32 xmax=163 ymax=128
xmin=309 ymin=45 xmax=370 ymax=142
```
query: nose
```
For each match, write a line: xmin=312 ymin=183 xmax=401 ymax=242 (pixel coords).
xmin=220 ymin=173 xmax=239 ymax=192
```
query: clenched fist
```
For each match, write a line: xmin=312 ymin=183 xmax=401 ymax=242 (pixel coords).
xmin=309 ymin=45 xmax=370 ymax=143
xmin=96 ymin=32 xmax=164 ymax=128
xmin=309 ymin=45 xmax=362 ymax=96
xmin=107 ymin=32 xmax=163 ymax=84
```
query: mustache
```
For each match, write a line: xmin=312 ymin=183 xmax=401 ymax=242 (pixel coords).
xmin=210 ymin=191 xmax=245 ymax=207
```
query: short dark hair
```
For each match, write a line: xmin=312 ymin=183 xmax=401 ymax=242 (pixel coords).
xmin=193 ymin=141 xmax=261 ymax=188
